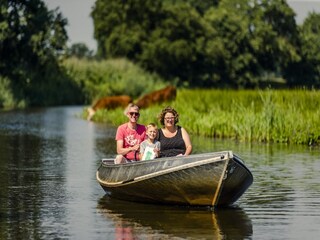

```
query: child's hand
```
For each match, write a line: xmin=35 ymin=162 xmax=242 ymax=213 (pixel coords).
xmin=154 ymin=148 xmax=160 ymax=157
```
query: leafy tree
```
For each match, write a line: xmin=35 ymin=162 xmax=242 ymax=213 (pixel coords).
xmin=92 ymin=0 xmax=210 ymax=86
xmin=203 ymin=0 xmax=301 ymax=88
xmin=91 ymin=0 xmax=317 ymax=88
xmin=138 ymin=3 xmax=208 ymax=86
xmin=66 ymin=42 xmax=95 ymax=59
xmin=0 ymin=0 xmax=81 ymax=106
xmin=92 ymin=0 xmax=163 ymax=58
xmin=164 ymin=0 xmax=219 ymax=15
xmin=203 ymin=4 xmax=258 ymax=88
xmin=252 ymin=0 xmax=300 ymax=77
xmin=286 ymin=12 xmax=320 ymax=87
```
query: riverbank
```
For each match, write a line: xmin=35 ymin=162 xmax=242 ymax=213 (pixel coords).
xmin=88 ymin=89 xmax=320 ymax=146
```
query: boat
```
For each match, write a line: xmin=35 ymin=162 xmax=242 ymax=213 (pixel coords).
xmin=96 ymin=150 xmax=253 ymax=207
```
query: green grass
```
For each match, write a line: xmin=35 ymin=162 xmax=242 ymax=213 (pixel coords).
xmin=89 ymin=89 xmax=320 ymax=145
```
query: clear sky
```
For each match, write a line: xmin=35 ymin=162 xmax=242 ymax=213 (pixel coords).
xmin=43 ymin=0 xmax=320 ymax=52
xmin=43 ymin=0 xmax=96 ymax=50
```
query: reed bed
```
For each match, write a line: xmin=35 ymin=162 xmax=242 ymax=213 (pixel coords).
xmin=92 ymin=89 xmax=320 ymax=145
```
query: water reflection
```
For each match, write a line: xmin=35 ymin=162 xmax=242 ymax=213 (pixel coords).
xmin=0 ymin=108 xmax=69 ymax=239
xmin=97 ymin=196 xmax=253 ymax=239
xmin=1 ymin=107 xmax=320 ymax=239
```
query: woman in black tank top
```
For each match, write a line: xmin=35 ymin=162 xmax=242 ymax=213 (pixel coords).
xmin=156 ymin=106 xmax=192 ymax=157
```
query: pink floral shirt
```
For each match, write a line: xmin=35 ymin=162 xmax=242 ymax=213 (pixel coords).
xmin=115 ymin=123 xmax=146 ymax=160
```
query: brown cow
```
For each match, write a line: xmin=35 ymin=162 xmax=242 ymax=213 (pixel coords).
xmin=135 ymin=86 xmax=177 ymax=108
xmin=87 ymin=95 xmax=132 ymax=121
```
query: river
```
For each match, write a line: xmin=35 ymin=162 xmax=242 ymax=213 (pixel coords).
xmin=0 ymin=106 xmax=319 ymax=239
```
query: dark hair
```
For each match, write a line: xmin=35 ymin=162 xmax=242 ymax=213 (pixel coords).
xmin=158 ymin=106 xmax=179 ymax=126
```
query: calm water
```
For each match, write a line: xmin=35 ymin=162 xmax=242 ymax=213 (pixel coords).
xmin=0 ymin=106 xmax=319 ymax=240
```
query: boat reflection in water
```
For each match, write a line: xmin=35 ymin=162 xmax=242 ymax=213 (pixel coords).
xmin=97 ymin=196 xmax=252 ymax=239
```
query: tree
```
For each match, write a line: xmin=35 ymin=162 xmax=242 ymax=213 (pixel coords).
xmin=66 ymin=43 xmax=95 ymax=59
xmin=0 ymin=0 xmax=80 ymax=106
xmin=92 ymin=0 xmax=210 ymax=86
xmin=138 ymin=3 xmax=208 ymax=86
xmin=163 ymin=0 xmax=219 ymax=15
xmin=91 ymin=0 xmax=313 ymax=88
xmin=286 ymin=12 xmax=320 ymax=87
xmin=203 ymin=0 xmax=301 ymax=88
xmin=91 ymin=0 xmax=163 ymax=58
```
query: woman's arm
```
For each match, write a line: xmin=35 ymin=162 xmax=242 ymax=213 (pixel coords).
xmin=181 ymin=127 xmax=192 ymax=155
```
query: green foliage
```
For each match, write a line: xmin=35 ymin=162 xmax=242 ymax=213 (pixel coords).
xmin=93 ymin=89 xmax=320 ymax=145
xmin=203 ymin=0 xmax=300 ymax=88
xmin=92 ymin=0 xmax=320 ymax=88
xmin=0 ymin=77 xmax=26 ymax=108
xmin=139 ymin=3 xmax=208 ymax=86
xmin=179 ymin=89 xmax=320 ymax=145
xmin=291 ymin=12 xmax=320 ymax=87
xmin=26 ymin=61 xmax=84 ymax=106
xmin=2 ymin=0 xmax=320 ymax=110
xmin=164 ymin=0 xmax=218 ymax=15
xmin=0 ymin=0 xmax=71 ymax=107
xmin=92 ymin=0 xmax=163 ymax=58
xmin=66 ymin=43 xmax=95 ymax=59
xmin=62 ymin=58 xmax=167 ymax=104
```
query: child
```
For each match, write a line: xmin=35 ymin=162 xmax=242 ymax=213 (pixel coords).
xmin=139 ymin=123 xmax=161 ymax=160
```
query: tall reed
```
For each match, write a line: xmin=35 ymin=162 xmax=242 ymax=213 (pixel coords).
xmin=92 ymin=89 xmax=320 ymax=145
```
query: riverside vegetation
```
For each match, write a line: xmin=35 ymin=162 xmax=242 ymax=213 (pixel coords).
xmin=91 ymin=89 xmax=320 ymax=146
xmin=63 ymin=58 xmax=167 ymax=104
xmin=1 ymin=54 xmax=319 ymax=146
xmin=1 ymin=1 xmax=320 ymax=146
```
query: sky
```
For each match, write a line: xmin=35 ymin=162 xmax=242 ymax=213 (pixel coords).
xmin=44 ymin=0 xmax=96 ymax=50
xmin=43 ymin=0 xmax=320 ymax=52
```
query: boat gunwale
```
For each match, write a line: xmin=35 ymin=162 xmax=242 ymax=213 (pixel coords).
xmin=97 ymin=155 xmax=229 ymax=187
xmin=99 ymin=151 xmax=233 ymax=167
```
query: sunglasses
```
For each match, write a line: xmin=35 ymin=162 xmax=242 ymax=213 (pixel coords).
xmin=129 ymin=112 xmax=140 ymax=117
xmin=164 ymin=117 xmax=175 ymax=121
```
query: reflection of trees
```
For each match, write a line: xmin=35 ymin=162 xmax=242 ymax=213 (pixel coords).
xmin=97 ymin=196 xmax=252 ymax=239
xmin=0 ymin=109 xmax=68 ymax=239
xmin=94 ymin=124 xmax=117 ymax=158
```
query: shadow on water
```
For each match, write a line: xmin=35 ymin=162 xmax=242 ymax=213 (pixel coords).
xmin=97 ymin=195 xmax=253 ymax=239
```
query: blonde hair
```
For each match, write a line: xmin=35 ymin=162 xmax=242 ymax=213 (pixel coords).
xmin=146 ymin=123 xmax=158 ymax=130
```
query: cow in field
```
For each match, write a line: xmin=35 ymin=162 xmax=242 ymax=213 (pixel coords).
xmin=87 ymin=95 xmax=132 ymax=121
xmin=135 ymin=86 xmax=177 ymax=108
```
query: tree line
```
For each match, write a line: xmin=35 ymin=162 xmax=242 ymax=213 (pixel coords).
xmin=0 ymin=0 xmax=84 ymax=107
xmin=1 ymin=0 xmax=320 ymax=108
xmin=92 ymin=0 xmax=320 ymax=88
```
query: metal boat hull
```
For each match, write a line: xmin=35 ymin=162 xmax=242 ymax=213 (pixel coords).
xmin=96 ymin=151 xmax=253 ymax=207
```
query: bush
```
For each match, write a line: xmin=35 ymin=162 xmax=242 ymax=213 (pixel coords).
xmin=62 ymin=58 xmax=167 ymax=104
xmin=0 ymin=76 xmax=26 ymax=109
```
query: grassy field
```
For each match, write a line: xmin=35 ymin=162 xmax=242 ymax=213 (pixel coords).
xmin=88 ymin=89 xmax=320 ymax=145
